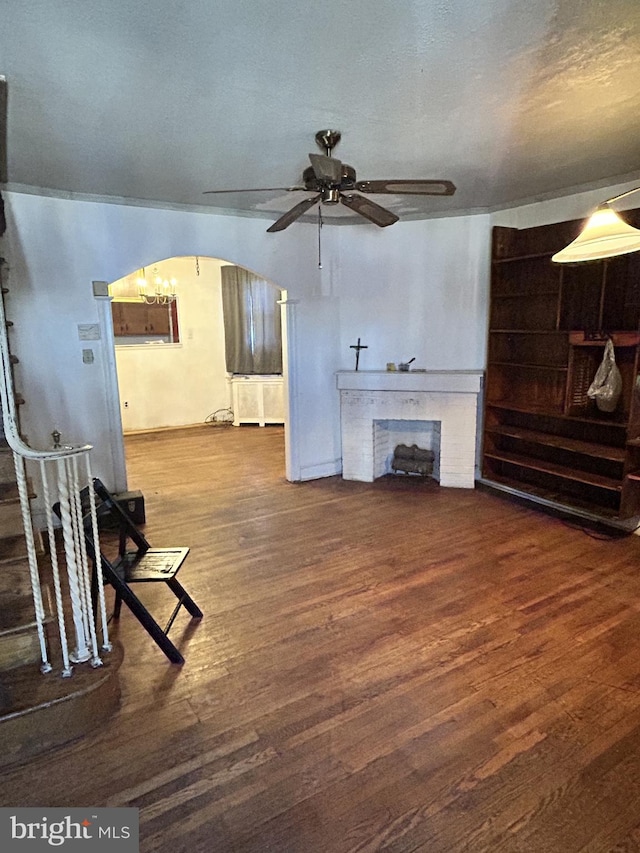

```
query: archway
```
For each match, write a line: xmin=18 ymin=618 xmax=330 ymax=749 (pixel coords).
xmin=104 ymin=255 xmax=290 ymax=487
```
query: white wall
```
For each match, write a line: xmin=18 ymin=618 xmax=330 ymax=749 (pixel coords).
xmin=114 ymin=256 xmax=231 ymax=432
xmin=2 ymin=191 xmax=335 ymax=496
xmin=335 ymin=214 xmax=491 ymax=372
xmin=7 ymin=181 xmax=632 ymax=515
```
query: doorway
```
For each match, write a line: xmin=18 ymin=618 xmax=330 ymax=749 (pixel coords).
xmin=105 ymin=255 xmax=289 ymax=486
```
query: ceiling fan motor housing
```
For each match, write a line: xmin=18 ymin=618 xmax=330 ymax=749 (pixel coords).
xmin=321 ymin=188 xmax=340 ymax=204
xmin=303 ymin=162 xmax=356 ymax=191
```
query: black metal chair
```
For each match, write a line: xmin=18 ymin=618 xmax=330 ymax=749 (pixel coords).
xmin=54 ymin=477 xmax=202 ymax=664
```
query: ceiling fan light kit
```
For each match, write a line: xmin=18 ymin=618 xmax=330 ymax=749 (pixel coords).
xmin=204 ymin=129 xmax=456 ymax=232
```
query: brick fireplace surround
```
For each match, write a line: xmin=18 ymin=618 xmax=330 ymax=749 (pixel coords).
xmin=337 ymin=371 xmax=484 ymax=488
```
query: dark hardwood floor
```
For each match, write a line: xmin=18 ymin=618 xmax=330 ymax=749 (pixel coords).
xmin=2 ymin=424 xmax=640 ymax=851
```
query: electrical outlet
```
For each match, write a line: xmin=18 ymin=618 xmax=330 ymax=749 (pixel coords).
xmin=82 ymin=348 xmax=94 ymax=364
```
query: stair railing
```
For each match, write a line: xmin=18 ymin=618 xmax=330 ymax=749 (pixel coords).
xmin=0 ymin=260 xmax=110 ymax=676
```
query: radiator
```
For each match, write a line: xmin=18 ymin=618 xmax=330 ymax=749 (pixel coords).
xmin=229 ymin=375 xmax=285 ymax=426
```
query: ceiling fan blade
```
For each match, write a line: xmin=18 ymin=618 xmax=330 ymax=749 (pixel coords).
xmin=266 ymin=195 xmax=321 ymax=232
xmin=0 ymin=76 xmax=7 ymax=183
xmin=203 ymin=186 xmax=303 ymax=194
xmin=308 ymin=153 xmax=343 ymax=185
xmin=340 ymin=193 xmax=399 ymax=227
xmin=354 ymin=179 xmax=456 ymax=196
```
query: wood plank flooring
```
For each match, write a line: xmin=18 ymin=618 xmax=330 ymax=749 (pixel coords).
xmin=3 ymin=424 xmax=640 ymax=851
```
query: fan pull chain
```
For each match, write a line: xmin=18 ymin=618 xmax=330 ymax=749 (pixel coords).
xmin=195 ymin=256 xmax=200 ymax=276
xmin=318 ymin=206 xmax=323 ymax=269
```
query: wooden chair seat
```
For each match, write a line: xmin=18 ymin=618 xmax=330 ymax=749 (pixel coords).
xmin=116 ymin=547 xmax=190 ymax=582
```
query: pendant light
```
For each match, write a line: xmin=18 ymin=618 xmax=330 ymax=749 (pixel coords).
xmin=552 ymin=186 xmax=640 ymax=263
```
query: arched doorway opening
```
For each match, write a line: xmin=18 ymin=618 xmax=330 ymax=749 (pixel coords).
xmin=106 ymin=255 xmax=290 ymax=485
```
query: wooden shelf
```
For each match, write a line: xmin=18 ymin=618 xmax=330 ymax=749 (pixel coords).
xmin=569 ymin=331 xmax=640 ymax=347
xmin=492 ymin=291 xmax=560 ymax=299
xmin=484 ymin=450 xmax=623 ymax=493
xmin=488 ymin=362 xmax=568 ymax=372
xmin=486 ymin=401 xmax=629 ymax=428
xmin=484 ymin=424 xmax=625 ymax=463
xmin=492 ymin=252 xmax=555 ymax=264
xmin=481 ymin=473 xmax=624 ymax=519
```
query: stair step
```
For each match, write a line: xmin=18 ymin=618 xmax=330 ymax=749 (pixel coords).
xmin=0 ymin=590 xmax=54 ymax=670
xmin=0 ymin=592 xmax=51 ymax=632
xmin=0 ymin=500 xmax=27 ymax=539
xmin=0 ymin=460 xmax=16 ymax=483
xmin=0 ymin=535 xmax=28 ymax=564
xmin=0 ymin=449 xmax=16 ymax=482
xmin=0 ymin=555 xmax=34 ymax=597
xmin=0 ymin=479 xmax=36 ymax=501
xmin=0 ymin=480 xmax=35 ymax=540
xmin=0 ymin=641 xmax=123 ymax=768
xmin=0 ymin=481 xmax=23 ymax=501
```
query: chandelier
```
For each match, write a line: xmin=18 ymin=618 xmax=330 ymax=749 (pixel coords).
xmin=136 ymin=267 xmax=178 ymax=304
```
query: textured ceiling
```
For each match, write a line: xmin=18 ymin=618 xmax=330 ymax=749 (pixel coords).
xmin=2 ymin=0 xmax=640 ymax=225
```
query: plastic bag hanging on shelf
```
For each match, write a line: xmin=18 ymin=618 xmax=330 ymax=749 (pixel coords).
xmin=587 ymin=338 xmax=623 ymax=413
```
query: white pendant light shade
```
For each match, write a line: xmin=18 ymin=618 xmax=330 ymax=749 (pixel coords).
xmin=552 ymin=204 xmax=640 ymax=263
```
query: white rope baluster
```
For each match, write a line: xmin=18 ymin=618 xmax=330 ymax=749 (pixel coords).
xmin=56 ymin=457 xmax=90 ymax=665
xmin=40 ymin=459 xmax=72 ymax=676
xmin=13 ymin=452 xmax=52 ymax=673
xmin=84 ymin=458 xmax=111 ymax=653
xmin=67 ymin=456 xmax=93 ymax=654
xmin=67 ymin=455 xmax=102 ymax=667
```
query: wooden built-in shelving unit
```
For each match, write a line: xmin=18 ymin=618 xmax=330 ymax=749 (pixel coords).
xmin=482 ymin=208 xmax=640 ymax=523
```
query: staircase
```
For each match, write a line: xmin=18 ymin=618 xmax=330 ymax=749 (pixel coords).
xmin=0 ymin=461 xmax=51 ymax=674
xmin=0 ymin=258 xmax=123 ymax=768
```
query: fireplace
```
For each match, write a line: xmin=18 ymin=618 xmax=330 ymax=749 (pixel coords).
xmin=374 ymin=419 xmax=441 ymax=480
xmin=337 ymin=370 xmax=483 ymax=488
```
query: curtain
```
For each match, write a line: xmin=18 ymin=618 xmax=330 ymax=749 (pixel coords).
xmin=221 ymin=266 xmax=283 ymax=374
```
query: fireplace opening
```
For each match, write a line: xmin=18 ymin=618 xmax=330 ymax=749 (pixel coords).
xmin=373 ymin=419 xmax=441 ymax=482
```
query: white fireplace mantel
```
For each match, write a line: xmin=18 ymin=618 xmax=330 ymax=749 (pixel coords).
xmin=336 ymin=370 xmax=483 ymax=394
xmin=337 ymin=370 xmax=484 ymax=488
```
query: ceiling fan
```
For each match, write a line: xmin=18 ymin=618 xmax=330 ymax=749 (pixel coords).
xmin=203 ymin=130 xmax=456 ymax=232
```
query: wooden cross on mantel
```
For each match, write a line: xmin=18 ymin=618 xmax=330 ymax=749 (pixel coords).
xmin=350 ymin=337 xmax=368 ymax=371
